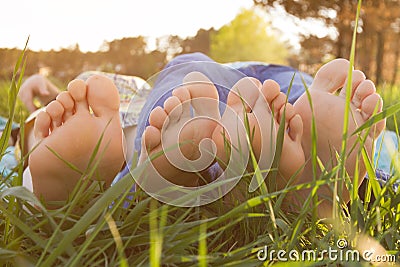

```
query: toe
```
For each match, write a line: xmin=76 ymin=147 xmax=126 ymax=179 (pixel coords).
xmin=360 ymin=93 xmax=383 ymax=120
xmin=183 ymin=71 xmax=220 ymax=120
xmin=270 ymin=93 xmax=287 ymax=120
xmin=86 ymin=75 xmax=120 ymax=117
xmin=310 ymin=58 xmax=350 ymax=93
xmin=262 ymin=79 xmax=281 ymax=105
xmin=33 ymin=111 xmax=51 ymax=141
xmin=68 ymin=79 xmax=89 ymax=114
xmin=142 ymin=126 xmax=161 ymax=152
xmin=46 ymin=100 xmax=64 ymax=129
xmin=360 ymin=93 xmax=385 ymax=138
xmin=288 ymin=114 xmax=303 ymax=142
xmin=351 ymin=80 xmax=376 ymax=109
xmin=279 ymin=103 xmax=296 ymax=124
xmin=164 ymin=96 xmax=183 ymax=122
xmin=339 ymin=70 xmax=366 ymax=99
xmin=173 ymin=86 xmax=191 ymax=102
xmin=149 ymin=106 xmax=168 ymax=129
xmin=227 ymin=77 xmax=262 ymax=112
xmin=172 ymin=87 xmax=191 ymax=118
xmin=56 ymin=91 xmax=74 ymax=121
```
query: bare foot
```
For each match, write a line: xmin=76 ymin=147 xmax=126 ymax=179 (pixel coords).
xmin=139 ymin=72 xmax=220 ymax=187
xmin=293 ymin=58 xmax=385 ymax=217
xmin=212 ymin=77 xmax=305 ymax=190
xmin=29 ymin=75 xmax=124 ymax=203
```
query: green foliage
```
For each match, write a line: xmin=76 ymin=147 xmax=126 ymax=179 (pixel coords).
xmin=210 ymin=8 xmax=289 ymax=64
xmin=0 ymin=82 xmax=29 ymax=124
xmin=378 ymin=85 xmax=400 ymax=132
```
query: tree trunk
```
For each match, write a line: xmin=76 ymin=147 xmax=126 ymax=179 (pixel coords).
xmin=390 ymin=32 xmax=400 ymax=89
xmin=375 ymin=31 xmax=385 ymax=85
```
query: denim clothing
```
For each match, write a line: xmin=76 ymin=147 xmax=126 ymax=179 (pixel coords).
xmin=134 ymin=52 xmax=313 ymax=157
xmin=114 ymin=52 xmax=396 ymax=192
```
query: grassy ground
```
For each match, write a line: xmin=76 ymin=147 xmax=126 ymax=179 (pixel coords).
xmin=0 ymin=6 xmax=400 ymax=267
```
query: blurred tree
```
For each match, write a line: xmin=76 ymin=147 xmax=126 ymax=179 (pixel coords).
xmin=210 ymin=8 xmax=289 ymax=64
xmin=180 ymin=28 xmax=216 ymax=56
xmin=254 ymin=0 xmax=400 ymax=84
xmin=156 ymin=35 xmax=183 ymax=60
xmin=105 ymin=37 xmax=147 ymax=73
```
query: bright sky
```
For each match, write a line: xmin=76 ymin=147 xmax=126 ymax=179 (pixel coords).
xmin=1 ymin=0 xmax=255 ymax=52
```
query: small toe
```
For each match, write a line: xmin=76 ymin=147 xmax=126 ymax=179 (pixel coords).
xmin=68 ymin=79 xmax=89 ymax=113
xmin=46 ymin=100 xmax=64 ymax=129
xmin=33 ymin=111 xmax=51 ymax=141
xmin=351 ymin=80 xmax=376 ymax=109
xmin=56 ymin=91 xmax=74 ymax=121
xmin=164 ymin=96 xmax=183 ymax=122
xmin=360 ymin=93 xmax=385 ymax=138
xmin=270 ymin=93 xmax=287 ymax=119
xmin=142 ymin=126 xmax=161 ymax=152
xmin=172 ymin=87 xmax=191 ymax=118
xmin=360 ymin=93 xmax=383 ymax=120
xmin=172 ymin=86 xmax=191 ymax=102
xmin=149 ymin=106 xmax=168 ymax=129
xmin=279 ymin=103 xmax=296 ymax=124
xmin=288 ymin=114 xmax=303 ymax=142
xmin=339 ymin=70 xmax=366 ymax=98
xmin=262 ymin=79 xmax=281 ymax=105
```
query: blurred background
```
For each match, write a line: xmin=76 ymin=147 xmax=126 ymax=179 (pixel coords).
xmin=1 ymin=0 xmax=400 ymax=191
xmin=0 ymin=0 xmax=399 ymax=91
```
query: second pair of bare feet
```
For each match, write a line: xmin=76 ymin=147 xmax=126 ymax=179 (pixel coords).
xmin=28 ymin=59 xmax=385 ymax=217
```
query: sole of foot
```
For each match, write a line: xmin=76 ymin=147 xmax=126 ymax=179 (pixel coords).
xmin=212 ymin=77 xmax=304 ymax=191
xmin=139 ymin=71 xmax=221 ymax=188
xmin=29 ymin=75 xmax=124 ymax=204
xmin=293 ymin=58 xmax=385 ymax=217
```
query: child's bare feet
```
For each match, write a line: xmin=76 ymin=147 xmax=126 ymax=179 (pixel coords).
xmin=139 ymin=72 xmax=220 ymax=187
xmin=212 ymin=78 xmax=305 ymax=190
xmin=29 ymin=75 xmax=124 ymax=203
xmin=293 ymin=58 xmax=386 ymax=217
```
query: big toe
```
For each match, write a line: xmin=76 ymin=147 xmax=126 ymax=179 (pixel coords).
xmin=182 ymin=71 xmax=220 ymax=120
xmin=227 ymin=77 xmax=263 ymax=111
xmin=86 ymin=75 xmax=120 ymax=117
xmin=310 ymin=58 xmax=350 ymax=93
xmin=68 ymin=79 xmax=89 ymax=113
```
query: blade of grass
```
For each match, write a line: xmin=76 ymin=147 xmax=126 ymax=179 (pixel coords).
xmin=198 ymin=218 xmax=208 ymax=267
xmin=40 ymin=168 xmax=137 ymax=266
xmin=105 ymin=212 xmax=128 ymax=267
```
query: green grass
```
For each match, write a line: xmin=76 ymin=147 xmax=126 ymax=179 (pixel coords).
xmin=1 ymin=2 xmax=400 ymax=266
xmin=0 ymin=81 xmax=29 ymax=125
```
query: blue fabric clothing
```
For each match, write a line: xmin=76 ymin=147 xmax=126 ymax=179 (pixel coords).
xmin=374 ymin=130 xmax=398 ymax=175
xmin=0 ymin=146 xmax=18 ymax=189
xmin=116 ymin=52 xmax=396 ymax=193
xmin=134 ymin=52 xmax=313 ymax=157
xmin=116 ymin=52 xmax=314 ymax=181
xmin=0 ymin=116 xmax=19 ymax=132
xmin=373 ymin=130 xmax=399 ymax=191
